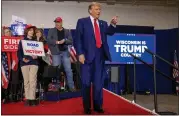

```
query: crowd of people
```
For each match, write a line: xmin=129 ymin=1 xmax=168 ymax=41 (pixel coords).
xmin=2 ymin=2 xmax=118 ymax=114
xmin=1 ymin=17 xmax=80 ymax=106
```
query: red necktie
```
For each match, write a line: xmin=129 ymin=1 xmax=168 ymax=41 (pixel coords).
xmin=94 ymin=19 xmax=101 ymax=48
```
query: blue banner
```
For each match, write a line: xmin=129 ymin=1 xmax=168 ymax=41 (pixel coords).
xmin=106 ymin=33 xmax=156 ymax=64
xmin=11 ymin=24 xmax=26 ymax=36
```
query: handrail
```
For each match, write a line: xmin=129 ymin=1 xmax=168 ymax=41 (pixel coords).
xmin=145 ymin=48 xmax=179 ymax=71
xmin=144 ymin=48 xmax=179 ymax=114
xmin=129 ymin=53 xmax=179 ymax=86
xmin=129 ymin=52 xmax=179 ymax=114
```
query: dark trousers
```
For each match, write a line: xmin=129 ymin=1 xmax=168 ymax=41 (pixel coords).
xmin=80 ymin=46 xmax=105 ymax=110
xmin=2 ymin=69 xmax=21 ymax=102
xmin=2 ymin=88 xmax=9 ymax=101
xmin=72 ymin=63 xmax=81 ymax=89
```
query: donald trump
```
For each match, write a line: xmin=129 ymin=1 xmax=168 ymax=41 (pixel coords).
xmin=74 ymin=2 xmax=118 ymax=114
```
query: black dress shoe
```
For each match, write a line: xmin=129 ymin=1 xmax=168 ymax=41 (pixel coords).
xmin=84 ymin=109 xmax=91 ymax=114
xmin=12 ymin=95 xmax=19 ymax=102
xmin=69 ymin=88 xmax=76 ymax=92
xmin=30 ymin=100 xmax=38 ymax=106
xmin=2 ymin=98 xmax=10 ymax=104
xmin=24 ymin=100 xmax=30 ymax=106
xmin=94 ymin=108 xmax=104 ymax=113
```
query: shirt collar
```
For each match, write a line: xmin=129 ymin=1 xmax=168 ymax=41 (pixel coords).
xmin=56 ymin=27 xmax=64 ymax=32
xmin=90 ymin=15 xmax=98 ymax=22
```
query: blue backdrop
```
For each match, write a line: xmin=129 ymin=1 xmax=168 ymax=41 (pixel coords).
xmin=43 ymin=26 xmax=178 ymax=94
xmin=106 ymin=33 xmax=156 ymax=64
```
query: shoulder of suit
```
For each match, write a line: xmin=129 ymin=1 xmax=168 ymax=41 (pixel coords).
xmin=63 ymin=28 xmax=69 ymax=33
xmin=78 ymin=17 xmax=89 ymax=21
xmin=49 ymin=28 xmax=55 ymax=31
xmin=99 ymin=20 xmax=107 ymax=24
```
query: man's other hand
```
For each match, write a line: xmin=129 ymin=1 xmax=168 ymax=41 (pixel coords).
xmin=56 ymin=39 xmax=65 ymax=44
xmin=110 ymin=16 xmax=118 ymax=26
xmin=79 ymin=54 xmax=85 ymax=64
xmin=23 ymin=58 xmax=29 ymax=63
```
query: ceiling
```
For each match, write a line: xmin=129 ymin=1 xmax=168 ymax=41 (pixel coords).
xmin=2 ymin=0 xmax=179 ymax=7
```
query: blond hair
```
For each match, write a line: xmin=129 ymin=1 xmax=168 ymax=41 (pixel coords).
xmin=88 ymin=2 xmax=101 ymax=13
xmin=2 ymin=27 xmax=12 ymax=36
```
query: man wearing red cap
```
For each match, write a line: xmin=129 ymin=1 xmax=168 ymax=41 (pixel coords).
xmin=47 ymin=17 xmax=75 ymax=92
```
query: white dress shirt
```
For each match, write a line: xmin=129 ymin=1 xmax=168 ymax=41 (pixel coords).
xmin=90 ymin=15 xmax=100 ymax=30
xmin=90 ymin=15 xmax=102 ymax=44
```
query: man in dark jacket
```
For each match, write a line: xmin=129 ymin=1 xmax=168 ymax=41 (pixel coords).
xmin=74 ymin=2 xmax=118 ymax=114
xmin=47 ymin=17 xmax=75 ymax=91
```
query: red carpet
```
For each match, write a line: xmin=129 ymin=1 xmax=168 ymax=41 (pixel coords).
xmin=2 ymin=89 xmax=154 ymax=115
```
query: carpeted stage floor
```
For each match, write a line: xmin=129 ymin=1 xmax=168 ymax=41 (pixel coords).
xmin=2 ymin=89 xmax=155 ymax=115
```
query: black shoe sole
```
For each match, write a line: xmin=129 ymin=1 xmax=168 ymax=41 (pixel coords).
xmin=24 ymin=101 xmax=30 ymax=106
xmin=94 ymin=109 xmax=104 ymax=113
xmin=84 ymin=109 xmax=91 ymax=114
xmin=30 ymin=100 xmax=38 ymax=106
xmin=84 ymin=111 xmax=91 ymax=114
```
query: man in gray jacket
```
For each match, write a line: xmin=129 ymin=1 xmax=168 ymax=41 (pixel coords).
xmin=47 ymin=17 xmax=75 ymax=91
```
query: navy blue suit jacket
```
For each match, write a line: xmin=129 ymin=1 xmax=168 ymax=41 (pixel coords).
xmin=74 ymin=17 xmax=116 ymax=63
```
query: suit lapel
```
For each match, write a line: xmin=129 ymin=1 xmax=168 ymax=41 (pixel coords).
xmin=87 ymin=17 xmax=104 ymax=42
xmin=99 ymin=20 xmax=104 ymax=41
xmin=87 ymin=17 xmax=95 ymax=37
xmin=99 ymin=20 xmax=103 ymax=32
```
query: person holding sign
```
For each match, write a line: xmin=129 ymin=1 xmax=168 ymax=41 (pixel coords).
xmin=74 ymin=2 xmax=118 ymax=114
xmin=17 ymin=25 xmax=39 ymax=106
xmin=47 ymin=17 xmax=75 ymax=92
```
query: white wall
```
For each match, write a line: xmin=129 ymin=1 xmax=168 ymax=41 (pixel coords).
xmin=2 ymin=1 xmax=178 ymax=29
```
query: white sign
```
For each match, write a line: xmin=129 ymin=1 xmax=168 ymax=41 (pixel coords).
xmin=11 ymin=15 xmax=26 ymax=24
xmin=22 ymin=40 xmax=45 ymax=56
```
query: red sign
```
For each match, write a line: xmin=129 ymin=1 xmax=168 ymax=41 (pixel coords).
xmin=1 ymin=36 xmax=22 ymax=52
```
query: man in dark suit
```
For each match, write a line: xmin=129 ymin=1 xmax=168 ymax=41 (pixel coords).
xmin=74 ymin=2 xmax=118 ymax=114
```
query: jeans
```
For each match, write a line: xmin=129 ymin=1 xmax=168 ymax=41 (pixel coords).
xmin=52 ymin=51 xmax=75 ymax=89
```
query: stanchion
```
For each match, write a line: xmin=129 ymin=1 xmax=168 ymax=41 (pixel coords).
xmin=152 ymin=54 xmax=158 ymax=113
xmin=177 ymin=1 xmax=179 ymax=114
xmin=133 ymin=58 xmax=136 ymax=103
xmin=178 ymin=92 xmax=179 ymax=115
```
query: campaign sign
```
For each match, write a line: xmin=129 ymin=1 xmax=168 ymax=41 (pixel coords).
xmin=11 ymin=24 xmax=26 ymax=36
xmin=106 ymin=33 xmax=156 ymax=64
xmin=22 ymin=40 xmax=45 ymax=56
xmin=1 ymin=36 xmax=22 ymax=52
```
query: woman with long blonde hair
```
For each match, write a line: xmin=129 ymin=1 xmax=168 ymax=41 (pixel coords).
xmin=2 ymin=26 xmax=12 ymax=36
